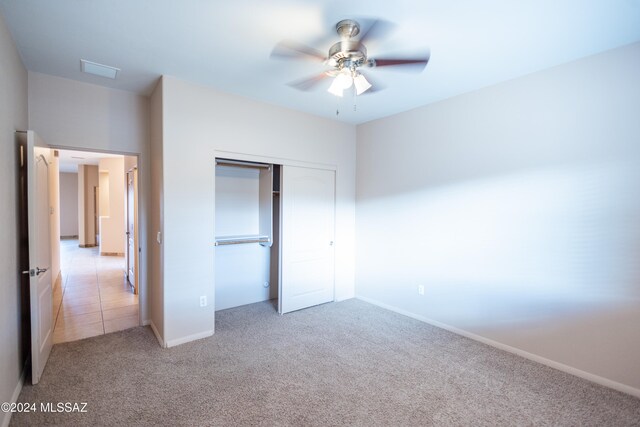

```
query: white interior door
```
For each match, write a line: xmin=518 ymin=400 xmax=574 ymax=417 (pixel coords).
xmin=23 ymin=131 xmax=53 ymax=384
xmin=126 ymin=170 xmax=136 ymax=291
xmin=279 ymin=166 xmax=335 ymax=314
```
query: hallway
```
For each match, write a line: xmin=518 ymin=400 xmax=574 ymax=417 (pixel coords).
xmin=53 ymin=239 xmax=139 ymax=343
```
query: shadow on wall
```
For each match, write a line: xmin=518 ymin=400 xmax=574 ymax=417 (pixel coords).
xmin=357 ymin=159 xmax=640 ymax=328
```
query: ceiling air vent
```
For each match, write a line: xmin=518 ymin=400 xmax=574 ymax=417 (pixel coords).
xmin=80 ymin=59 xmax=120 ymax=79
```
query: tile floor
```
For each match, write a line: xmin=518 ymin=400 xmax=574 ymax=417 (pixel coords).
xmin=52 ymin=239 xmax=139 ymax=344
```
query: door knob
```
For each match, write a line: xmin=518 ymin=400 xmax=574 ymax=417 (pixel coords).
xmin=22 ymin=268 xmax=47 ymax=277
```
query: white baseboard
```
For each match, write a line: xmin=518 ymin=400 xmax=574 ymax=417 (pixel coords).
xmin=144 ymin=319 xmax=165 ymax=348
xmin=2 ymin=366 xmax=26 ymax=427
xmin=335 ymin=292 xmax=355 ymax=302
xmin=165 ymin=330 xmax=214 ymax=348
xmin=53 ymin=271 xmax=62 ymax=292
xmin=143 ymin=320 xmax=214 ymax=349
xmin=356 ymin=295 xmax=640 ymax=398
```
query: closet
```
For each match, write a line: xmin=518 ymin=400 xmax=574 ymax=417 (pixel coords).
xmin=214 ymin=158 xmax=336 ymax=314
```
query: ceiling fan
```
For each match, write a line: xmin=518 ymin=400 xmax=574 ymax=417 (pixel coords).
xmin=271 ymin=18 xmax=430 ymax=97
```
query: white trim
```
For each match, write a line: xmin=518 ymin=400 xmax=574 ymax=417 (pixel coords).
xmin=214 ymin=149 xmax=337 ymax=171
xmin=165 ymin=330 xmax=214 ymax=348
xmin=335 ymin=293 xmax=355 ymax=302
xmin=144 ymin=319 xmax=165 ymax=348
xmin=52 ymin=271 xmax=62 ymax=293
xmin=47 ymin=144 xmax=140 ymax=158
xmin=356 ymin=295 xmax=640 ymax=398
xmin=2 ymin=367 xmax=26 ymax=427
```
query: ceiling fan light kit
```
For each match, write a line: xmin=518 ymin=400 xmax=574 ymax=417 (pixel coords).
xmin=271 ymin=17 xmax=430 ymax=103
xmin=328 ymin=69 xmax=372 ymax=97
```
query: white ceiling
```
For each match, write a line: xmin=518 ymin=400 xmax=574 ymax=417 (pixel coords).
xmin=57 ymin=149 xmax=122 ymax=173
xmin=1 ymin=0 xmax=639 ymax=124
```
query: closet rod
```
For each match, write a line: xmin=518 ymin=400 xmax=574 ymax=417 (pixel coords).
xmin=215 ymin=237 xmax=270 ymax=246
xmin=215 ymin=158 xmax=270 ymax=169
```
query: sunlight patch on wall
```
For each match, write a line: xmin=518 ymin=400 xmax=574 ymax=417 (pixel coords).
xmin=357 ymin=160 xmax=640 ymax=327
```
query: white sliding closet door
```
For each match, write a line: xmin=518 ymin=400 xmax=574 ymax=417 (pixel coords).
xmin=280 ymin=166 xmax=335 ymax=314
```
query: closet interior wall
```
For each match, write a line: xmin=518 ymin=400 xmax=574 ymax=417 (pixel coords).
xmin=214 ymin=160 xmax=278 ymax=311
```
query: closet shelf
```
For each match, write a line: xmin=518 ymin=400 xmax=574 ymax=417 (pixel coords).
xmin=215 ymin=235 xmax=270 ymax=246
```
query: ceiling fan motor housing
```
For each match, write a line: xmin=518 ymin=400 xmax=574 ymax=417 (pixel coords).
xmin=329 ymin=40 xmax=367 ymax=69
xmin=329 ymin=19 xmax=368 ymax=70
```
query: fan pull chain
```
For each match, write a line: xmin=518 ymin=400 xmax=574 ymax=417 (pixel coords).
xmin=353 ymin=88 xmax=357 ymax=112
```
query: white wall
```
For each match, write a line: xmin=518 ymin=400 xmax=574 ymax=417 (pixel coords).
xmin=161 ymin=75 xmax=356 ymax=345
xmin=98 ymin=157 xmax=125 ymax=254
xmin=356 ymin=42 xmax=640 ymax=393
xmin=98 ymin=171 xmax=109 ymax=217
xmin=0 ymin=12 xmax=28 ymax=427
xmin=28 ymin=72 xmax=151 ymax=324
xmin=59 ymin=172 xmax=78 ymax=237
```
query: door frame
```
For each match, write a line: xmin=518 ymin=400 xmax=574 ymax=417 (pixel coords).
xmin=16 ymin=132 xmax=32 ymax=377
xmin=213 ymin=149 xmax=338 ymax=313
xmin=48 ymin=144 xmax=144 ymax=327
xmin=126 ymin=167 xmax=139 ymax=294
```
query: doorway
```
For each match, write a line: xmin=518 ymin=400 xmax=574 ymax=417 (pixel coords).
xmin=53 ymin=148 xmax=141 ymax=343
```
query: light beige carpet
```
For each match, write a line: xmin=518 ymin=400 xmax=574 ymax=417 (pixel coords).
xmin=11 ymin=299 xmax=640 ymax=426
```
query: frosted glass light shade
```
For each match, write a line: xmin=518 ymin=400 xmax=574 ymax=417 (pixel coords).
xmin=354 ymin=73 xmax=372 ymax=95
xmin=328 ymin=78 xmax=344 ymax=97
xmin=336 ymin=72 xmax=353 ymax=89
xmin=328 ymin=72 xmax=354 ymax=97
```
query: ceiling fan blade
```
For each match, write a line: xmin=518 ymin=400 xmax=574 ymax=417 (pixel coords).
xmin=370 ymin=53 xmax=430 ymax=72
xmin=271 ymin=41 xmax=326 ymax=62
xmin=287 ymin=72 xmax=330 ymax=91
xmin=357 ymin=19 xmax=395 ymax=45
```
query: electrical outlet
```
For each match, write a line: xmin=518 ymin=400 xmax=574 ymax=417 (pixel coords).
xmin=418 ymin=285 xmax=425 ymax=296
xmin=200 ymin=296 xmax=207 ymax=307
